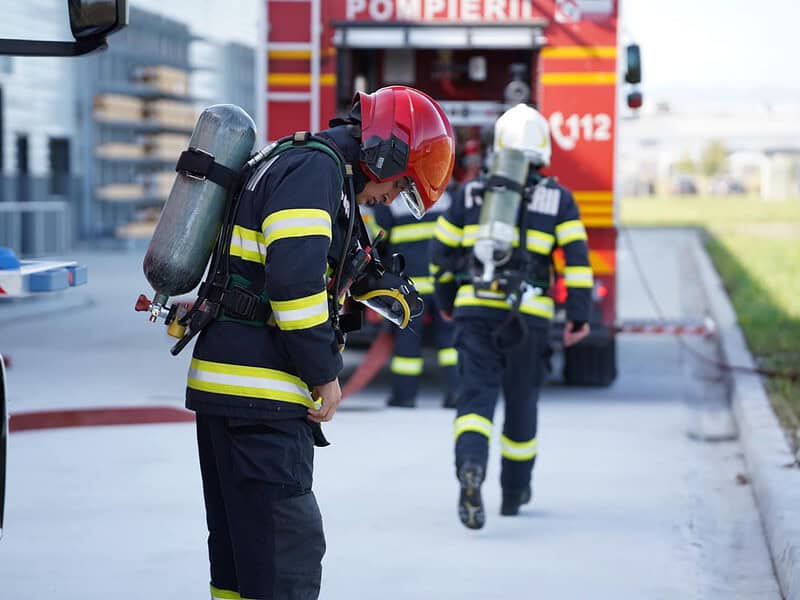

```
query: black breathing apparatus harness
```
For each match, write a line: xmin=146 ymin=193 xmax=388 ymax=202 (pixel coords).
xmin=469 ymin=172 xmax=555 ymax=352
xmin=169 ymin=130 xmax=420 ymax=356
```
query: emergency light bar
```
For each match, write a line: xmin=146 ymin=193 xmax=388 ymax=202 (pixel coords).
xmin=332 ymin=22 xmax=546 ymax=49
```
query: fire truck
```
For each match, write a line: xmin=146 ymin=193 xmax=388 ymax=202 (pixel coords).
xmin=257 ymin=0 xmax=642 ymax=386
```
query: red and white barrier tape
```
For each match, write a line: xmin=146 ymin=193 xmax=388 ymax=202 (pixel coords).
xmin=613 ymin=317 xmax=716 ymax=338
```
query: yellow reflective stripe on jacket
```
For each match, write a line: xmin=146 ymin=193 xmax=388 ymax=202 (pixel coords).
xmin=431 ymin=262 xmax=455 ymax=283
xmin=261 ymin=208 xmax=332 ymax=250
xmin=462 ymin=224 xmax=479 ymax=247
xmin=555 ymin=219 xmax=588 ymax=246
xmin=390 ymin=222 xmax=436 ymax=243
xmin=434 ymin=216 xmax=463 ymax=247
xmin=438 ymin=347 xmax=458 ymax=367
xmin=454 ymin=285 xmax=554 ymax=319
xmin=269 ymin=290 xmax=329 ymax=331
xmin=526 ymin=230 xmax=555 ymax=255
xmin=413 ymin=276 xmax=435 ymax=295
xmin=391 ymin=356 xmax=424 ymax=376
xmin=211 ymin=585 xmax=241 ymax=600
xmin=454 ymin=285 xmax=509 ymax=310
xmin=564 ymin=266 xmax=594 ymax=288
xmin=454 ymin=413 xmax=493 ymax=440
xmin=519 ymin=290 xmax=555 ymax=319
xmin=461 ymin=226 xmax=552 ymax=253
xmin=187 ymin=358 xmax=317 ymax=409
xmin=230 ymin=225 xmax=267 ymax=265
xmin=500 ymin=434 xmax=538 ymax=461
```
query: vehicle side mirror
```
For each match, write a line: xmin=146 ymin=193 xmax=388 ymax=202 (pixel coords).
xmin=0 ymin=0 xmax=128 ymax=57
xmin=625 ymin=44 xmax=642 ymax=84
xmin=69 ymin=0 xmax=129 ymax=40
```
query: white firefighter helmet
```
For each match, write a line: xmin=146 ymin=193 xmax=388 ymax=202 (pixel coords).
xmin=493 ymin=104 xmax=551 ymax=168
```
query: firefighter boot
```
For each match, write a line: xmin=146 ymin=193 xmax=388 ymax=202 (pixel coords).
xmin=387 ymin=395 xmax=416 ymax=408
xmin=500 ymin=486 xmax=532 ymax=516
xmin=457 ymin=461 xmax=486 ymax=530
xmin=442 ymin=392 xmax=458 ymax=409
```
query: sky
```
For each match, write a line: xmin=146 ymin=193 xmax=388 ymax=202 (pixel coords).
xmin=5 ymin=0 xmax=796 ymax=99
xmin=624 ymin=0 xmax=800 ymax=96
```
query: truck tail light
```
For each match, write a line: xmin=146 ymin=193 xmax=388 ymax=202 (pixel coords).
xmin=553 ymin=277 xmax=568 ymax=305
xmin=594 ymin=280 xmax=608 ymax=301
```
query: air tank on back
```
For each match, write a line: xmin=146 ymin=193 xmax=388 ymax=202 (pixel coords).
xmin=142 ymin=104 xmax=256 ymax=318
xmin=474 ymin=147 xmax=529 ymax=285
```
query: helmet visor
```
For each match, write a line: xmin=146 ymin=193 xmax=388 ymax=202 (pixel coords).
xmin=398 ymin=177 xmax=426 ymax=220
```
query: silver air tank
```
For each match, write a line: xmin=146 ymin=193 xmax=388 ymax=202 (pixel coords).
xmin=142 ymin=104 xmax=256 ymax=319
xmin=474 ymin=147 xmax=529 ymax=284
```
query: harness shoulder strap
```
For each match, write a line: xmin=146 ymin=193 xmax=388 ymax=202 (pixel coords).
xmin=172 ymin=132 xmax=358 ymax=352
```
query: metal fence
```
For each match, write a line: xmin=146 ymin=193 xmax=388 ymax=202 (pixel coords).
xmin=0 ymin=176 xmax=81 ymax=258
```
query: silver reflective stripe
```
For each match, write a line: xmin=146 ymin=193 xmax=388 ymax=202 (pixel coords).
xmin=187 ymin=362 xmax=316 ymax=408
xmin=454 ymin=413 xmax=493 ymax=440
xmin=270 ymin=290 xmax=329 ymax=330
xmin=519 ymin=291 xmax=555 ymax=319
xmin=390 ymin=222 xmax=436 ymax=243
xmin=565 ymin=267 xmax=594 ymax=287
xmin=462 ymin=225 xmax=479 ymax=247
xmin=230 ymin=226 xmax=267 ymax=264
xmin=500 ymin=434 xmax=537 ymax=461
xmin=273 ymin=302 xmax=327 ymax=324
xmin=262 ymin=213 xmax=332 ymax=249
xmin=246 ymin=155 xmax=281 ymax=191
xmin=526 ymin=230 xmax=554 ymax=254
xmin=555 ymin=220 xmax=587 ymax=245
xmin=434 ymin=216 xmax=463 ymax=247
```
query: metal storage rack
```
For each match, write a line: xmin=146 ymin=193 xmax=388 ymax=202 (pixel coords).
xmin=78 ymin=7 xmax=197 ymax=245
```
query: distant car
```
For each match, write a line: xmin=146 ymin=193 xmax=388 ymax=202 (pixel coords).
xmin=709 ymin=176 xmax=746 ymax=196
xmin=670 ymin=176 xmax=698 ymax=195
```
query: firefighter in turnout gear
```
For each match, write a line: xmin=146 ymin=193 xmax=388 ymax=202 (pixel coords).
xmin=187 ymin=86 xmax=454 ymax=599
xmin=372 ymin=190 xmax=459 ymax=409
xmin=430 ymin=104 xmax=592 ymax=530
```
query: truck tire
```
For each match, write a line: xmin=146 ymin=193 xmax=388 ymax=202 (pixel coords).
xmin=563 ymin=336 xmax=617 ymax=387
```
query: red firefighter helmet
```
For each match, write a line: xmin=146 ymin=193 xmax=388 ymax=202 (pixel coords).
xmin=356 ymin=86 xmax=455 ymax=219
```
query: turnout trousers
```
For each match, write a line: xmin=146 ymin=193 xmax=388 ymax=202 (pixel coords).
xmin=453 ymin=317 xmax=547 ymax=492
xmin=390 ymin=295 xmax=459 ymax=404
xmin=197 ymin=413 xmax=326 ymax=600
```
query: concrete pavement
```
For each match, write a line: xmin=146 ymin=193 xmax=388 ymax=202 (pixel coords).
xmin=0 ymin=233 xmax=782 ymax=598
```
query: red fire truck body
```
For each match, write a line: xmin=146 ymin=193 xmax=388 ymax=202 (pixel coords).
xmin=258 ymin=0 xmax=623 ymax=384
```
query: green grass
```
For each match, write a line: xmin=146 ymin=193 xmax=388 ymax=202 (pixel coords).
xmin=622 ymin=196 xmax=800 ymax=438
xmin=622 ymin=195 xmax=800 ymax=227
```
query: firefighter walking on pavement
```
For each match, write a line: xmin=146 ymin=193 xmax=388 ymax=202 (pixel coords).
xmin=186 ymin=86 xmax=454 ymax=599
xmin=371 ymin=193 xmax=459 ymax=408
xmin=430 ymin=104 xmax=592 ymax=530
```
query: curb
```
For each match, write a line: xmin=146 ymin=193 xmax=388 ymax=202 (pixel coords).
xmin=690 ymin=232 xmax=800 ymax=600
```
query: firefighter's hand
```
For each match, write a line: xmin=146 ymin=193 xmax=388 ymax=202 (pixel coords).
xmin=308 ymin=379 xmax=342 ymax=423
xmin=563 ymin=321 xmax=590 ymax=347
xmin=440 ymin=310 xmax=454 ymax=322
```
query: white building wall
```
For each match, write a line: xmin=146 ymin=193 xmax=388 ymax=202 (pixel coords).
xmin=0 ymin=0 xmax=78 ymax=177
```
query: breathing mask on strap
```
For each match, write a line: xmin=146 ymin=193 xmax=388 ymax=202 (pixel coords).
xmin=350 ymin=253 xmax=424 ymax=329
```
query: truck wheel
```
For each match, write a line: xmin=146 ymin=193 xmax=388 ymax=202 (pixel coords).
xmin=563 ymin=336 xmax=617 ymax=387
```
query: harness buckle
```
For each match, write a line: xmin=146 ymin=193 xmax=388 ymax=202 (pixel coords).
xmin=222 ymin=286 xmax=260 ymax=320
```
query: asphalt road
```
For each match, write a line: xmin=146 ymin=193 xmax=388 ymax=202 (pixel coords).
xmin=0 ymin=230 xmax=781 ymax=598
